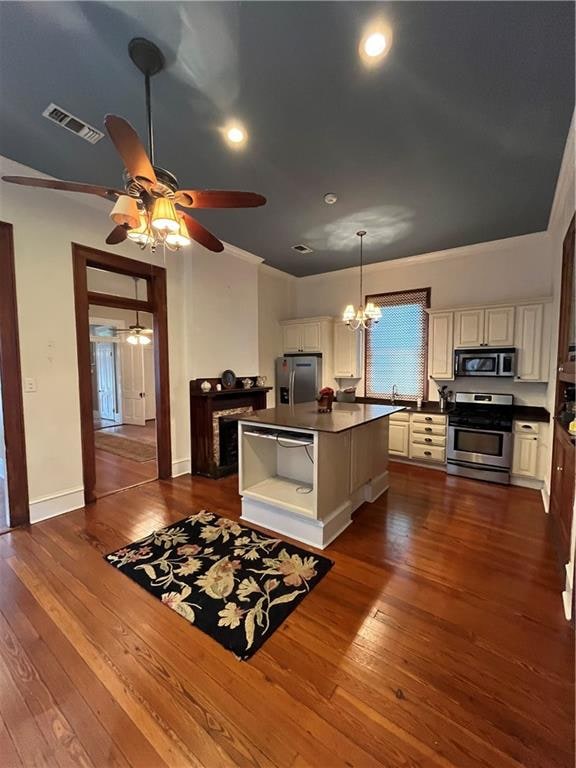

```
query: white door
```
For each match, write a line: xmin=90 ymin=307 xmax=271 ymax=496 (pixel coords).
xmin=143 ymin=345 xmax=156 ymax=420
xmin=485 ymin=307 xmax=515 ymax=346
xmin=95 ymin=343 xmax=116 ymax=420
xmin=428 ymin=311 xmax=454 ymax=380
xmin=282 ymin=325 xmax=302 ymax=353
xmin=454 ymin=309 xmax=485 ymax=347
xmin=301 ymin=322 xmax=322 ymax=352
xmin=119 ymin=342 xmax=146 ymax=426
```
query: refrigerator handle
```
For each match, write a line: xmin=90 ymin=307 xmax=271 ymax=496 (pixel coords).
xmin=289 ymin=370 xmax=295 ymax=404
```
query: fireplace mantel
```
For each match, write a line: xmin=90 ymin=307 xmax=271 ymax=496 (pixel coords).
xmin=189 ymin=380 xmax=272 ymax=478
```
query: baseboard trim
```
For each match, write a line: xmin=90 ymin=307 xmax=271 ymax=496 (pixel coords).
xmin=29 ymin=487 xmax=85 ymax=524
xmin=171 ymin=458 xmax=191 ymax=477
xmin=510 ymin=476 xmax=544 ymax=491
xmin=540 ymin=484 xmax=550 ymax=514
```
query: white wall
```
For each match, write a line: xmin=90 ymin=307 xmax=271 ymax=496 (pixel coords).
xmin=258 ymin=265 xmax=296 ymax=405
xmin=0 ymin=155 xmax=280 ymax=521
xmin=295 ymin=230 xmax=552 ymax=404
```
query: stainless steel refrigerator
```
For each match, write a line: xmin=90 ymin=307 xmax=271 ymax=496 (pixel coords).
xmin=275 ymin=355 xmax=322 ymax=405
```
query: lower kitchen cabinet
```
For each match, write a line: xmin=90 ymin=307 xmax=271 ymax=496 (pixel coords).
xmin=511 ymin=420 xmax=546 ymax=482
xmin=389 ymin=421 xmax=410 ymax=456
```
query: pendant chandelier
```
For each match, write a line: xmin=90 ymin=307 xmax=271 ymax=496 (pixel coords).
xmin=342 ymin=230 xmax=382 ymax=330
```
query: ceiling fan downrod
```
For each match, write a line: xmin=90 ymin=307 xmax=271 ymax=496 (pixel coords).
xmin=128 ymin=37 xmax=165 ymax=167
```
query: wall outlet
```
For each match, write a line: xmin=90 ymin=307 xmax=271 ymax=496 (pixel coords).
xmin=24 ymin=377 xmax=37 ymax=393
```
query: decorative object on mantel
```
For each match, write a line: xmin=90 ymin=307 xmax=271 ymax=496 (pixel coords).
xmin=318 ymin=386 xmax=335 ymax=413
xmin=256 ymin=376 xmax=267 ymax=387
xmin=2 ymin=38 xmax=266 ymax=256
xmin=242 ymin=378 xmax=254 ymax=389
xmin=105 ymin=510 xmax=333 ymax=660
xmin=221 ymin=369 xmax=236 ymax=389
xmin=342 ymin=230 xmax=382 ymax=331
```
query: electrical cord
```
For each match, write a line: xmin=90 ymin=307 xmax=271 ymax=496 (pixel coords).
xmin=274 ymin=434 xmax=314 ymax=494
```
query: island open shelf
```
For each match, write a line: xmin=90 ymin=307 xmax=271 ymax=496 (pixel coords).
xmin=238 ymin=402 xmax=404 ymax=548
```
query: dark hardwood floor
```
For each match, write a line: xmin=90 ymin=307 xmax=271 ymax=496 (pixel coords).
xmin=0 ymin=463 xmax=573 ymax=768
xmin=94 ymin=420 xmax=157 ymax=498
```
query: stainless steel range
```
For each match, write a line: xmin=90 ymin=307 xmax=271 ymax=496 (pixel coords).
xmin=447 ymin=393 xmax=514 ymax=485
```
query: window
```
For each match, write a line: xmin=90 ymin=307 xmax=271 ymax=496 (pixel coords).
xmin=365 ymin=288 xmax=430 ymax=401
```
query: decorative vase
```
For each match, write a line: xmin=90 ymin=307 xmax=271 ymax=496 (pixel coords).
xmin=317 ymin=387 xmax=335 ymax=413
xmin=201 ymin=380 xmax=211 ymax=393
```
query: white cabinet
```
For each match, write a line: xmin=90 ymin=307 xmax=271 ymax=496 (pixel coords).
xmin=281 ymin=320 xmax=323 ymax=353
xmin=333 ymin=322 xmax=362 ymax=378
xmin=485 ymin=306 xmax=515 ymax=346
xmin=454 ymin=309 xmax=485 ymax=347
xmin=282 ymin=324 xmax=303 ymax=353
xmin=454 ymin=306 xmax=514 ymax=347
xmin=389 ymin=421 xmax=410 ymax=457
xmin=515 ymin=303 xmax=545 ymax=381
xmin=512 ymin=421 xmax=546 ymax=481
xmin=428 ymin=311 xmax=454 ymax=380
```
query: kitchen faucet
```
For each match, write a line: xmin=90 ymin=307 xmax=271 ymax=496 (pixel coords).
xmin=391 ymin=384 xmax=399 ymax=404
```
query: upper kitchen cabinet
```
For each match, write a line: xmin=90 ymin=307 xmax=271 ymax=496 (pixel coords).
xmin=333 ymin=322 xmax=362 ymax=378
xmin=281 ymin=318 xmax=329 ymax=353
xmin=428 ymin=311 xmax=454 ymax=380
xmin=454 ymin=306 xmax=514 ymax=347
xmin=515 ymin=303 xmax=546 ymax=381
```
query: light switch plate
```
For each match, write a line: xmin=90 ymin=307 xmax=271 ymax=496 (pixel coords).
xmin=24 ymin=377 xmax=37 ymax=393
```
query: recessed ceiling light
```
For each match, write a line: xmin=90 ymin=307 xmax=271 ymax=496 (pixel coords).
xmin=324 ymin=193 xmax=338 ymax=205
xmin=222 ymin=122 xmax=247 ymax=148
xmin=359 ymin=23 xmax=392 ymax=65
xmin=364 ymin=32 xmax=387 ymax=58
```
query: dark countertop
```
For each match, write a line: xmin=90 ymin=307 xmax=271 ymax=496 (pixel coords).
xmin=356 ymin=398 xmax=550 ymax=422
xmin=511 ymin=405 xmax=550 ymax=423
xmin=239 ymin=402 xmax=406 ymax=433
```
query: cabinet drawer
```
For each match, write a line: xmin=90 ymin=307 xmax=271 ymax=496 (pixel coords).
xmin=513 ymin=421 xmax=541 ymax=435
xmin=409 ymin=443 xmax=446 ymax=462
xmin=390 ymin=411 xmax=410 ymax=423
xmin=411 ymin=423 xmax=446 ymax=436
xmin=411 ymin=433 xmax=446 ymax=448
xmin=411 ymin=413 xmax=447 ymax=426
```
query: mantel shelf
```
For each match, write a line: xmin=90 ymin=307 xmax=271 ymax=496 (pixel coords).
xmin=190 ymin=387 xmax=273 ymax=398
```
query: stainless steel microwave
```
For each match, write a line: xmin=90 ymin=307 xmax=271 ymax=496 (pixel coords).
xmin=454 ymin=348 xmax=516 ymax=378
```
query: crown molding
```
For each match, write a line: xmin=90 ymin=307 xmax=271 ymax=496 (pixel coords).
xmin=258 ymin=262 xmax=297 ymax=281
xmin=547 ymin=109 xmax=575 ymax=233
xmin=221 ymin=240 xmax=264 ymax=265
xmin=297 ymin=230 xmax=549 ymax=283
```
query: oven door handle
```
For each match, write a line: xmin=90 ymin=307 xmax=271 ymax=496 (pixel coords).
xmin=448 ymin=426 xmax=511 ymax=436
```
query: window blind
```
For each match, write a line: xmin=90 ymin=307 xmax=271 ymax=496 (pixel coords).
xmin=365 ymin=288 xmax=430 ymax=401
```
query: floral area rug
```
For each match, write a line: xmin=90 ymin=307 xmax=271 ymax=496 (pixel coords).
xmin=105 ymin=510 xmax=333 ymax=660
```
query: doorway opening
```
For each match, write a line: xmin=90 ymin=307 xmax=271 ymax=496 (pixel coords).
xmin=0 ymin=222 xmax=29 ymax=530
xmin=89 ymin=308 xmax=158 ymax=496
xmin=72 ymin=244 xmax=171 ymax=504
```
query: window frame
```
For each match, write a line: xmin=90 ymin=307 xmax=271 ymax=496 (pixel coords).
xmin=363 ymin=287 xmax=431 ymax=401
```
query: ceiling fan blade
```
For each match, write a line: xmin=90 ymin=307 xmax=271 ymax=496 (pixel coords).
xmin=181 ymin=213 xmax=224 ymax=252
xmin=104 ymin=115 xmax=157 ymax=186
xmin=106 ymin=224 xmax=129 ymax=245
xmin=2 ymin=175 xmax=124 ymax=200
xmin=175 ymin=190 xmax=266 ymax=208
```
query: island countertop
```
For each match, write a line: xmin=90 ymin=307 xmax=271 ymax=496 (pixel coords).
xmin=239 ymin=402 xmax=405 ymax=433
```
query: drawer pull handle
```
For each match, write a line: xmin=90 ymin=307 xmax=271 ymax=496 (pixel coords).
xmin=425 ymin=416 xmax=432 ymax=422
xmin=521 ymin=424 xmax=532 ymax=430
xmin=425 ymin=427 xmax=432 ymax=432
xmin=424 ymin=451 xmax=432 ymax=456
xmin=425 ymin=438 xmax=432 ymax=443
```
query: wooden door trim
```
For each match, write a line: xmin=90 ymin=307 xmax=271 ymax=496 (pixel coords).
xmin=72 ymin=244 xmax=171 ymax=503
xmin=0 ymin=222 xmax=30 ymax=527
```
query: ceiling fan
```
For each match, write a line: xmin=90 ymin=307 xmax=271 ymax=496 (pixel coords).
xmin=2 ymin=38 xmax=266 ymax=254
xmin=113 ymin=277 xmax=153 ymax=345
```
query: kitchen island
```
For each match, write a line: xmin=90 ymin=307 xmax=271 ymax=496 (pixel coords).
xmin=238 ymin=402 xmax=404 ymax=548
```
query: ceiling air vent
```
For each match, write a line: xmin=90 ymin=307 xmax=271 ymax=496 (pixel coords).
xmin=42 ymin=102 xmax=104 ymax=144
xmin=292 ymin=244 xmax=314 ymax=254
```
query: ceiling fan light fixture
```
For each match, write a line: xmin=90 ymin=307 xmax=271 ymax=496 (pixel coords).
xmin=151 ymin=197 xmax=179 ymax=233
xmin=110 ymin=195 xmax=140 ymax=228
xmin=127 ymin=212 xmax=152 ymax=244
xmin=166 ymin=215 xmax=192 ymax=248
